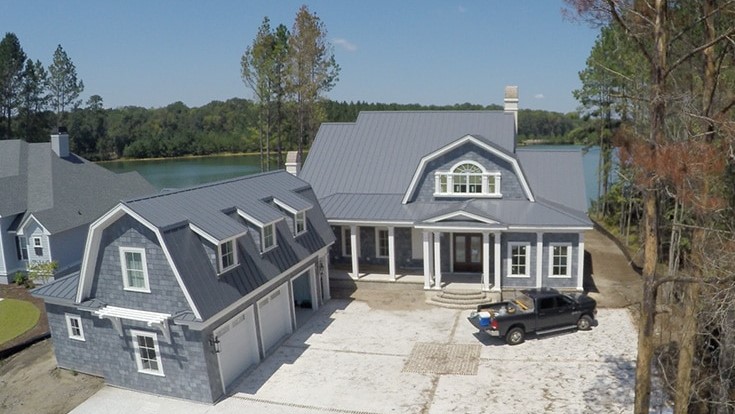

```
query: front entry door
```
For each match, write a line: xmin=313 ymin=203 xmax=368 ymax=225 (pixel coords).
xmin=453 ymin=233 xmax=482 ymax=272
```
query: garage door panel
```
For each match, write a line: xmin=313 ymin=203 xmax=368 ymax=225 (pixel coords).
xmin=258 ymin=284 xmax=292 ymax=353
xmin=216 ymin=306 xmax=259 ymax=389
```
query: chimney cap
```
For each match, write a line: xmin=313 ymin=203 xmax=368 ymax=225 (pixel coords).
xmin=54 ymin=126 xmax=68 ymax=134
xmin=504 ymin=86 xmax=518 ymax=100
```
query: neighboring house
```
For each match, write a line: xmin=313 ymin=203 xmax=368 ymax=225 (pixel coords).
xmin=0 ymin=131 xmax=155 ymax=284
xmin=300 ymin=87 xmax=593 ymax=292
xmin=32 ymin=171 xmax=335 ymax=403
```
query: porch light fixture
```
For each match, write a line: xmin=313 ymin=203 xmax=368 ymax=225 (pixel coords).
xmin=209 ymin=334 xmax=221 ymax=354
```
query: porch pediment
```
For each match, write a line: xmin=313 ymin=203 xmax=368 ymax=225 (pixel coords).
xmin=423 ymin=210 xmax=499 ymax=225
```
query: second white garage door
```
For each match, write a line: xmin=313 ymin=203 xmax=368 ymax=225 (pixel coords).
xmin=257 ymin=283 xmax=292 ymax=354
xmin=215 ymin=306 xmax=260 ymax=390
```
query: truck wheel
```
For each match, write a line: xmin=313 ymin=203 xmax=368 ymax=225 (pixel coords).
xmin=577 ymin=315 xmax=593 ymax=331
xmin=506 ymin=327 xmax=525 ymax=345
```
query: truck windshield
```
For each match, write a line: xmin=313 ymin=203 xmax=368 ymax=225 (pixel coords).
xmin=512 ymin=294 xmax=534 ymax=311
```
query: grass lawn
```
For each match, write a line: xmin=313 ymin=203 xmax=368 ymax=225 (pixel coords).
xmin=0 ymin=298 xmax=41 ymax=345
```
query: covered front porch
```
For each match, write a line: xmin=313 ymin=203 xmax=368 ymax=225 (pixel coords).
xmin=335 ymin=222 xmax=503 ymax=291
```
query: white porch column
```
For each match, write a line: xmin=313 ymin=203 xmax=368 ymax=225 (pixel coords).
xmin=423 ymin=231 xmax=432 ymax=289
xmin=433 ymin=231 xmax=442 ymax=290
xmin=321 ymin=255 xmax=331 ymax=301
xmin=577 ymin=233 xmax=585 ymax=291
xmin=493 ymin=232 xmax=501 ymax=291
xmin=482 ymin=231 xmax=490 ymax=292
xmin=536 ymin=232 xmax=544 ymax=288
xmin=350 ymin=225 xmax=359 ymax=280
xmin=388 ymin=226 xmax=396 ymax=281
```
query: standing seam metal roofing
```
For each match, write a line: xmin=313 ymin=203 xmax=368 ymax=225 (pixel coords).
xmin=300 ymin=111 xmax=517 ymax=198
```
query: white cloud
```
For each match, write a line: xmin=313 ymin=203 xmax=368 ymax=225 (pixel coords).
xmin=458 ymin=5 xmax=467 ymax=13
xmin=333 ymin=38 xmax=357 ymax=52
xmin=534 ymin=93 xmax=545 ymax=99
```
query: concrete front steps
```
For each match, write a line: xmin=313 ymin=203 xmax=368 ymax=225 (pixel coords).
xmin=426 ymin=288 xmax=501 ymax=310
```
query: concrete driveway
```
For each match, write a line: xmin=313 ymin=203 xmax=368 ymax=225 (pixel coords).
xmin=72 ymin=298 xmax=637 ymax=414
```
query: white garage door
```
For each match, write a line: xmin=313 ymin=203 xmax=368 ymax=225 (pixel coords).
xmin=258 ymin=283 xmax=292 ymax=353
xmin=215 ymin=306 xmax=259 ymax=390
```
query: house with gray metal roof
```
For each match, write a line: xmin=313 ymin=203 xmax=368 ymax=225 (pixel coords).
xmin=0 ymin=131 xmax=155 ymax=284
xmin=32 ymin=171 xmax=335 ymax=403
xmin=300 ymin=87 xmax=593 ymax=294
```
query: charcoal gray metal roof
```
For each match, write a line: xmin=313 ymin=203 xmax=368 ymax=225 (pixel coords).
xmin=301 ymin=110 xmax=591 ymax=229
xmin=300 ymin=111 xmax=516 ymax=198
xmin=125 ymin=171 xmax=319 ymax=241
xmin=124 ymin=171 xmax=335 ymax=320
xmin=0 ymin=139 xmax=156 ymax=233
xmin=32 ymin=272 xmax=80 ymax=302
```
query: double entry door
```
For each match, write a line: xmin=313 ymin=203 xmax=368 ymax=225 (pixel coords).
xmin=453 ymin=233 xmax=482 ymax=273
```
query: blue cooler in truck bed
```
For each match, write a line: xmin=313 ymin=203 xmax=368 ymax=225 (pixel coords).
xmin=478 ymin=312 xmax=491 ymax=327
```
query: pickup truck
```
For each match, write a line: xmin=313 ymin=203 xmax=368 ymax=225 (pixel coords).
xmin=467 ymin=288 xmax=597 ymax=345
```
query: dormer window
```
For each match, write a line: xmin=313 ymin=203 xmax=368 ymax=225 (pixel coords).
xmin=294 ymin=211 xmax=306 ymax=235
xmin=434 ymin=161 xmax=501 ymax=198
xmin=262 ymin=223 xmax=276 ymax=252
xmin=218 ymin=239 xmax=237 ymax=272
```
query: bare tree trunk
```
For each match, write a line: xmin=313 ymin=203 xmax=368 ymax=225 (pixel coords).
xmin=636 ymin=190 xmax=661 ymax=413
xmin=674 ymin=280 xmax=699 ymax=414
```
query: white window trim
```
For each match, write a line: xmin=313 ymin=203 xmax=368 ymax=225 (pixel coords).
xmin=294 ymin=211 xmax=307 ymax=236
xmin=32 ymin=236 xmax=43 ymax=256
xmin=548 ymin=242 xmax=572 ymax=278
xmin=218 ymin=238 xmax=238 ymax=273
xmin=65 ymin=313 xmax=85 ymax=341
xmin=433 ymin=160 xmax=502 ymax=198
xmin=119 ymin=247 xmax=151 ymax=293
xmin=507 ymin=242 xmax=531 ymax=278
xmin=375 ymin=228 xmax=389 ymax=258
xmin=130 ymin=330 xmax=164 ymax=376
xmin=341 ymin=226 xmax=351 ymax=257
xmin=261 ymin=222 xmax=277 ymax=253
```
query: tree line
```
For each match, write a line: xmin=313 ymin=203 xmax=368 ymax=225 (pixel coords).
xmin=0 ymin=33 xmax=83 ymax=141
xmin=567 ymin=1 xmax=735 ymax=413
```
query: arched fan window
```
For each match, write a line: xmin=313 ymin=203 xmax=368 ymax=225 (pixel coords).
xmin=434 ymin=161 xmax=501 ymax=197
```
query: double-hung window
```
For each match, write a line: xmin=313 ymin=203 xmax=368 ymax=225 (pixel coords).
xmin=65 ymin=314 xmax=85 ymax=341
xmin=218 ymin=239 xmax=236 ymax=272
xmin=294 ymin=211 xmax=306 ymax=235
xmin=32 ymin=237 xmax=43 ymax=257
xmin=16 ymin=236 xmax=28 ymax=260
xmin=131 ymin=330 xmax=164 ymax=376
xmin=549 ymin=243 xmax=571 ymax=278
xmin=508 ymin=242 xmax=530 ymax=277
xmin=262 ymin=223 xmax=276 ymax=252
xmin=120 ymin=247 xmax=150 ymax=292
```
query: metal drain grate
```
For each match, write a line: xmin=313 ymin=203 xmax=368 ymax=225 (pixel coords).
xmin=402 ymin=342 xmax=481 ymax=375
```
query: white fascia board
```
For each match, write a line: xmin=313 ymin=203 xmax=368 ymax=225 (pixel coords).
xmin=76 ymin=203 xmax=202 ymax=321
xmin=327 ymin=219 xmax=414 ymax=226
xmin=188 ymin=223 xmax=220 ymax=245
xmin=175 ymin=246 xmax=329 ymax=330
xmin=236 ymin=208 xmax=282 ymax=229
xmin=273 ymin=198 xmax=310 ymax=215
xmin=506 ymin=226 xmax=593 ymax=232
xmin=414 ymin=224 xmax=508 ymax=232
xmin=16 ymin=214 xmax=51 ymax=236
xmin=401 ymin=134 xmax=535 ymax=204
xmin=424 ymin=211 xmax=498 ymax=224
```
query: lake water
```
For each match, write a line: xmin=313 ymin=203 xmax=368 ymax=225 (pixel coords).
xmin=100 ymin=146 xmax=604 ymax=206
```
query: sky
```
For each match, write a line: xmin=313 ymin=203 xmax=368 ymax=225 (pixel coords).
xmin=1 ymin=1 xmax=600 ymax=113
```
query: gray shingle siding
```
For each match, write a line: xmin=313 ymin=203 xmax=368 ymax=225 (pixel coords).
xmin=91 ymin=215 xmax=192 ymax=315
xmin=411 ymin=143 xmax=525 ymax=203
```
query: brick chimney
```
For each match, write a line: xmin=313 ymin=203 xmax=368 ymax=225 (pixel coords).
xmin=51 ymin=127 xmax=70 ymax=158
xmin=285 ymin=151 xmax=301 ymax=176
xmin=504 ymin=86 xmax=519 ymax=134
